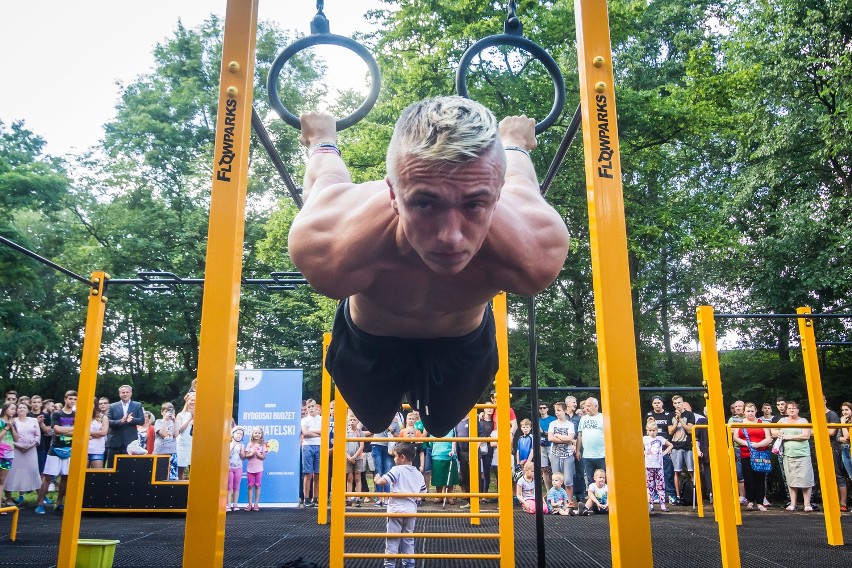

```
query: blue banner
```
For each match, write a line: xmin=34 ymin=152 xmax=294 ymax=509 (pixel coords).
xmin=237 ymin=369 xmax=303 ymax=507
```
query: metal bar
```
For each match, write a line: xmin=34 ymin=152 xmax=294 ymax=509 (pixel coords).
xmin=329 ymin=386 xmax=349 ymax=568
xmin=539 ymin=103 xmax=582 ymax=197
xmin=696 ymin=306 xmax=742 ymax=568
xmin=317 ymin=333 xmax=332 ymax=525
xmin=251 ymin=106 xmax=304 ymax=209
xmin=345 ymin=512 xmax=501 ymax=518
xmin=714 ymin=313 xmax=852 ymax=319
xmin=344 ymin=553 xmax=502 ymax=560
xmin=509 ymin=386 xmax=707 ymax=392
xmin=56 ymin=272 xmax=109 ymax=568
xmin=344 ymin=532 xmax=501 ymax=539
xmin=575 ymin=1 xmax=651 ymax=565
xmin=0 ymin=235 xmax=92 ymax=286
xmin=344 ymin=436 xmax=498 ymax=443
xmin=526 ymin=295 xmax=546 ymax=568
xmin=345 ymin=492 xmax=497 ymax=499
xmin=492 ymin=292 xmax=516 ymax=568
xmin=797 ymin=307 xmax=843 ymax=545
xmin=182 ymin=1 xmax=259 ymax=566
xmin=817 ymin=342 xmax=852 ymax=346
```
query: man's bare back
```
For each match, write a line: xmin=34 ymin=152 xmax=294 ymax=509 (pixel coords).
xmin=288 ymin=96 xmax=569 ymax=434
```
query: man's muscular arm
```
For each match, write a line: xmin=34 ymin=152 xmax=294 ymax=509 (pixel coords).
xmin=288 ymin=112 xmax=396 ymax=298
xmin=483 ymin=116 xmax=570 ymax=295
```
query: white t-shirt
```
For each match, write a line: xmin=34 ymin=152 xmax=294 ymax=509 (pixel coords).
xmin=643 ymin=435 xmax=665 ymax=469
xmin=381 ymin=464 xmax=426 ymax=513
xmin=548 ymin=419 xmax=575 ymax=458
xmin=301 ymin=414 xmax=322 ymax=446
xmin=578 ymin=413 xmax=605 ymax=458
xmin=588 ymin=482 xmax=608 ymax=504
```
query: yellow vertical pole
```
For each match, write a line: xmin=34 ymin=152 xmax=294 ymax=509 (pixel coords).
xmin=492 ymin=292 xmax=514 ymax=568
xmin=727 ymin=442 xmax=742 ymax=526
xmin=574 ymin=2 xmax=651 ymax=566
xmin=696 ymin=306 xmax=741 ymax=568
xmin=329 ymin=387 xmax=349 ymax=568
xmin=318 ymin=333 xmax=333 ymax=524
xmin=796 ymin=307 xmax=843 ymax=545
xmin=182 ymin=1 xmax=259 ymax=566
xmin=468 ymin=405 xmax=481 ymax=526
xmin=692 ymin=429 xmax=704 ymax=518
xmin=56 ymin=272 xmax=108 ymax=568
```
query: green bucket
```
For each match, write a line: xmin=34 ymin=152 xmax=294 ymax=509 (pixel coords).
xmin=76 ymin=539 xmax=120 ymax=568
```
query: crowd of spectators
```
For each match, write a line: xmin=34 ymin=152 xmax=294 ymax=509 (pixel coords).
xmin=301 ymin=391 xmax=852 ymax=515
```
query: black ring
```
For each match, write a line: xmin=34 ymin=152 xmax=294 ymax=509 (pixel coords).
xmin=456 ymin=34 xmax=565 ymax=135
xmin=267 ymin=34 xmax=381 ymax=131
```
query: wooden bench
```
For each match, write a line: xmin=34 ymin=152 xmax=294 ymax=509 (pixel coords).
xmin=0 ymin=505 xmax=19 ymax=541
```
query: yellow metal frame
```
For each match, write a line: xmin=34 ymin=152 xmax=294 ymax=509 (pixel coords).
xmin=318 ymin=332 xmax=333 ymax=524
xmin=796 ymin=307 xmax=842 ymax=545
xmin=182 ymin=1 xmax=259 ymax=566
xmin=696 ymin=306 xmax=743 ymax=568
xmin=325 ymin=294 xmax=515 ymax=566
xmin=575 ymin=1 xmax=651 ymax=566
xmin=57 ymin=272 xmax=108 ymax=568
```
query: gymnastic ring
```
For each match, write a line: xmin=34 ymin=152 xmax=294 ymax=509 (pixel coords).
xmin=267 ymin=34 xmax=381 ymax=131
xmin=456 ymin=34 xmax=565 ymax=135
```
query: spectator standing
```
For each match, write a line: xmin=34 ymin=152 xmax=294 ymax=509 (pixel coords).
xmin=490 ymin=390 xmax=518 ymax=442
xmin=300 ymin=398 xmax=322 ymax=508
xmin=0 ymin=403 xmax=16 ymax=508
xmin=453 ymin=414 xmax=471 ymax=509
xmin=176 ymin=393 xmax=195 ymax=480
xmin=245 ymin=426 xmax=267 ymax=511
xmin=644 ymin=418 xmax=672 ymax=512
xmin=838 ymin=402 xmax=852 ymax=512
xmin=154 ymin=403 xmax=179 ymax=480
xmin=547 ymin=402 xmax=576 ymax=505
xmin=6 ymin=402 xmax=41 ymax=503
xmin=728 ymin=400 xmax=747 ymax=504
xmin=825 ymin=398 xmax=847 ymax=511
xmin=684 ymin=402 xmax=711 ymax=500
xmin=105 ymin=385 xmax=144 ymax=467
xmin=4 ymin=392 xmax=16 ymax=404
xmin=646 ymin=396 xmax=675 ymax=504
xmin=760 ymin=403 xmax=774 ymax=423
xmin=537 ymin=403 xmax=556 ymax=489
xmin=227 ymin=426 xmax=245 ymax=511
xmin=732 ymin=403 xmax=771 ymax=511
xmin=431 ymin=430 xmax=458 ymax=504
xmin=87 ymin=398 xmax=109 ymax=468
xmin=345 ymin=415 xmax=365 ymax=507
xmin=477 ymin=407 xmax=496 ymax=498
xmin=770 ymin=397 xmax=789 ymax=498
xmin=35 ymin=391 xmax=76 ymax=514
xmin=373 ymin=442 xmax=426 ymax=568
xmin=668 ymin=395 xmax=695 ymax=505
xmin=565 ymin=396 xmax=584 ymax=496
xmin=515 ymin=418 xmax=534 ymax=467
xmin=97 ymin=398 xmax=110 ymax=419
xmin=576 ymin=398 xmax=605 ymax=489
xmin=778 ymin=401 xmax=814 ymax=511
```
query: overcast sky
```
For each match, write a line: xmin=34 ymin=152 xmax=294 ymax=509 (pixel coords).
xmin=1 ymin=1 xmax=384 ymax=157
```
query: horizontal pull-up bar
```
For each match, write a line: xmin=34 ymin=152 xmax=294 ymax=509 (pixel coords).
xmin=0 ymin=235 xmax=92 ymax=287
xmin=714 ymin=312 xmax=851 ymax=319
xmin=510 ymin=385 xmax=706 ymax=392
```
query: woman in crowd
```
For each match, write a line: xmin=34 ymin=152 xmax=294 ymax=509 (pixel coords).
xmin=732 ymin=402 xmax=772 ymax=511
xmin=137 ymin=411 xmax=156 ymax=454
xmin=176 ymin=394 xmax=195 ymax=479
xmin=838 ymin=402 xmax=852 ymax=512
xmin=477 ymin=406 xmax=496 ymax=497
xmin=0 ymin=402 xmax=17 ymax=507
xmin=154 ymin=402 xmax=179 ymax=480
xmin=5 ymin=402 xmax=41 ymax=504
xmin=87 ymin=397 xmax=109 ymax=468
xmin=777 ymin=401 xmax=813 ymax=511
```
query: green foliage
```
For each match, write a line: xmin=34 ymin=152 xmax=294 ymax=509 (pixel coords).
xmin=2 ymin=3 xmax=850 ymax=410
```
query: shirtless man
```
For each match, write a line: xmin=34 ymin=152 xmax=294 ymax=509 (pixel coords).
xmin=289 ymin=96 xmax=570 ymax=436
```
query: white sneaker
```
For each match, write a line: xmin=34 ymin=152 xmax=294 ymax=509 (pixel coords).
xmin=762 ymin=498 xmax=771 ymax=507
xmin=739 ymin=497 xmax=748 ymax=505
xmin=48 ymin=483 xmax=56 ymax=493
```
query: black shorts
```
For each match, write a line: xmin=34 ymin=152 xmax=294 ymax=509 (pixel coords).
xmin=325 ymin=299 xmax=498 ymax=437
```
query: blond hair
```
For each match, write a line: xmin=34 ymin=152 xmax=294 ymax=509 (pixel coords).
xmin=386 ymin=96 xmax=504 ymax=186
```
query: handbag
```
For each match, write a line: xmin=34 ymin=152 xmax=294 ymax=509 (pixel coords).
xmin=52 ymin=446 xmax=72 ymax=459
xmin=743 ymin=428 xmax=772 ymax=473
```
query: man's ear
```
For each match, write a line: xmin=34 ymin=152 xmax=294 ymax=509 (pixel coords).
xmin=387 ymin=177 xmax=399 ymax=216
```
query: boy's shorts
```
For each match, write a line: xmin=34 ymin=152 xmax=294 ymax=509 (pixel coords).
xmin=43 ymin=455 xmax=70 ymax=477
xmin=326 ymin=299 xmax=498 ymax=437
xmin=671 ymin=448 xmax=693 ymax=472
xmin=302 ymin=445 xmax=320 ymax=474
xmin=345 ymin=457 xmax=365 ymax=474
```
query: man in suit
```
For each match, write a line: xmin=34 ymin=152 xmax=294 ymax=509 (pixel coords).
xmin=105 ymin=384 xmax=144 ymax=467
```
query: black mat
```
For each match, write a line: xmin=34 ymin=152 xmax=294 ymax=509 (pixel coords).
xmin=0 ymin=503 xmax=850 ymax=567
